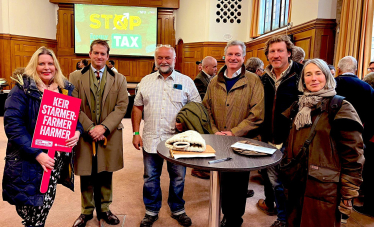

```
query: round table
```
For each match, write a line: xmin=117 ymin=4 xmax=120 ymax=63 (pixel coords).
xmin=157 ymin=134 xmax=282 ymax=227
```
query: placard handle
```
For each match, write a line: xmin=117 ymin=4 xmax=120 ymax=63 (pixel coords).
xmin=40 ymin=149 xmax=56 ymax=193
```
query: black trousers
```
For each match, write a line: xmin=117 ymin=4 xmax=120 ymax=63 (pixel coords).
xmin=221 ymin=171 xmax=250 ymax=226
xmin=363 ymin=142 xmax=374 ymax=213
xmin=260 ymin=169 xmax=276 ymax=207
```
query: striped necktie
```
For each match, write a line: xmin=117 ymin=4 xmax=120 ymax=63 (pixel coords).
xmin=95 ymin=71 xmax=100 ymax=85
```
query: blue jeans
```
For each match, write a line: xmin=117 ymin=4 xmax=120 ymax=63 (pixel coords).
xmin=266 ymin=164 xmax=287 ymax=222
xmin=142 ymin=150 xmax=186 ymax=216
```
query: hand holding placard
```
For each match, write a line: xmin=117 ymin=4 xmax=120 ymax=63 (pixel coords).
xmin=39 ymin=149 xmax=56 ymax=193
xmin=35 ymin=152 xmax=55 ymax=172
xmin=31 ymin=90 xmax=81 ymax=193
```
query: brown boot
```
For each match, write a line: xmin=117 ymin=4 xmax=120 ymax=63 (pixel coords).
xmin=257 ymin=199 xmax=277 ymax=216
xmin=191 ymin=169 xmax=210 ymax=179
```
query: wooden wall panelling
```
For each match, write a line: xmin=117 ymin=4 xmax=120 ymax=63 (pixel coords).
xmin=175 ymin=39 xmax=183 ymax=71
xmin=157 ymin=9 xmax=175 ymax=46
xmin=246 ymin=50 xmax=253 ymax=58
xmin=181 ymin=44 xmax=199 ymax=78
xmin=10 ymin=36 xmax=57 ymax=87
xmin=0 ymin=34 xmax=57 ymax=88
xmin=50 ymin=0 xmax=179 ymax=8
xmin=180 ymin=42 xmax=227 ymax=79
xmin=58 ymin=57 xmax=73 ymax=77
xmin=136 ymin=60 xmax=154 ymax=80
xmin=257 ymin=47 xmax=267 ymax=64
xmin=51 ymin=0 xmax=92 ymax=3
xmin=182 ymin=62 xmax=197 ymax=79
xmin=313 ymin=28 xmax=335 ymax=64
xmin=293 ymin=29 xmax=314 ymax=60
xmin=101 ymin=0 xmax=130 ymax=5
xmin=139 ymin=0 xmax=162 ymax=7
xmin=0 ymin=34 xmax=12 ymax=88
xmin=57 ymin=4 xmax=75 ymax=57
xmin=246 ymin=42 xmax=268 ymax=67
xmin=71 ymin=57 xmax=86 ymax=71
xmin=118 ymin=60 xmax=130 ymax=77
xmin=245 ymin=19 xmax=336 ymax=67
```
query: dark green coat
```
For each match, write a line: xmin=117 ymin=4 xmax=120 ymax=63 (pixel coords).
xmin=177 ymin=102 xmax=213 ymax=134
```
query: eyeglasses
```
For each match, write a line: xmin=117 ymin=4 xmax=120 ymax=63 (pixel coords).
xmin=368 ymin=68 xmax=374 ymax=71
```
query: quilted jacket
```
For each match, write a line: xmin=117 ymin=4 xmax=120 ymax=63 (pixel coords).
xmin=2 ymin=76 xmax=83 ymax=206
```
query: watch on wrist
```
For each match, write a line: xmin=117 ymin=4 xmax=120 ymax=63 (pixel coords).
xmin=101 ymin=124 xmax=108 ymax=131
xmin=133 ymin=132 xmax=140 ymax=135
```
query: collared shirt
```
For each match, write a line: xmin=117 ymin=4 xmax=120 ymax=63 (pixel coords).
xmin=91 ymin=65 xmax=106 ymax=81
xmin=268 ymin=60 xmax=293 ymax=90
xmin=342 ymin=72 xmax=356 ymax=76
xmin=224 ymin=67 xmax=242 ymax=79
xmin=134 ymin=70 xmax=201 ymax=153
xmin=111 ymin=67 xmax=118 ymax=73
xmin=202 ymin=70 xmax=213 ymax=80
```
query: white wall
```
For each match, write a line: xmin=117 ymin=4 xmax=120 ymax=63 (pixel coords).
xmin=1 ymin=0 xmax=57 ymax=39
xmin=317 ymin=0 xmax=337 ymax=19
xmin=175 ymin=0 xmax=250 ymax=43
xmin=208 ymin=0 xmax=250 ymax=42
xmin=0 ymin=0 xmax=10 ymax=33
xmin=291 ymin=0 xmax=337 ymax=26
xmin=175 ymin=0 xmax=210 ymax=43
xmin=291 ymin=0 xmax=319 ymax=26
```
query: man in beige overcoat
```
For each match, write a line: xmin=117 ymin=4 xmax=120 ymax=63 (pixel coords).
xmin=69 ymin=39 xmax=128 ymax=227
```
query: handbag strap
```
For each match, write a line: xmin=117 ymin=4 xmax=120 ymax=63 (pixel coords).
xmin=280 ymin=111 xmax=323 ymax=169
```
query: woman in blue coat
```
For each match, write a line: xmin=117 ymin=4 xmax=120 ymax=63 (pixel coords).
xmin=2 ymin=46 xmax=83 ymax=227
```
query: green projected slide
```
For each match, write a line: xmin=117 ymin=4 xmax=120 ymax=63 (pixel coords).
xmin=74 ymin=4 xmax=157 ymax=56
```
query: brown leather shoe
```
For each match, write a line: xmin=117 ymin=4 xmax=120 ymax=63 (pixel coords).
xmin=72 ymin=214 xmax=93 ymax=227
xmin=99 ymin=210 xmax=120 ymax=225
xmin=191 ymin=169 xmax=210 ymax=179
xmin=257 ymin=199 xmax=277 ymax=216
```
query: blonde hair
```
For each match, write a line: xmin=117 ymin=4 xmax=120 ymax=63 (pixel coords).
xmin=24 ymin=46 xmax=66 ymax=88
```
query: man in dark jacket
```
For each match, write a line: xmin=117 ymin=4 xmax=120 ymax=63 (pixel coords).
xmin=194 ymin=56 xmax=217 ymax=100
xmin=259 ymin=35 xmax=303 ymax=227
xmin=335 ymin=56 xmax=374 ymax=218
xmin=245 ymin=57 xmax=264 ymax=77
xmin=191 ymin=56 xmax=218 ymax=179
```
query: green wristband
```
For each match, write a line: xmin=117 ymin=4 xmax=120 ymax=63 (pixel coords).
xmin=133 ymin=132 xmax=140 ymax=135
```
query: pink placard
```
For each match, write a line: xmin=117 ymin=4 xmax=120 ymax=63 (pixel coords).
xmin=31 ymin=89 xmax=81 ymax=152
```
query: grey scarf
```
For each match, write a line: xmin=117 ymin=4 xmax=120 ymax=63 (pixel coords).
xmin=294 ymin=88 xmax=336 ymax=130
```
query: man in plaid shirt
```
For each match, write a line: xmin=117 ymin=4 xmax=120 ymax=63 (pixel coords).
xmin=131 ymin=44 xmax=201 ymax=227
